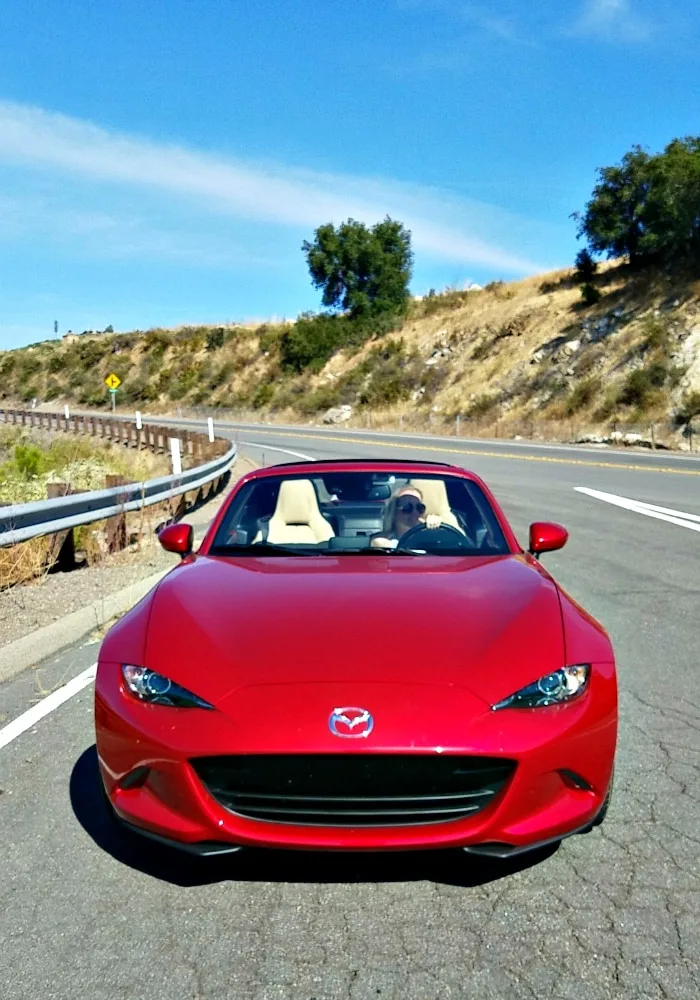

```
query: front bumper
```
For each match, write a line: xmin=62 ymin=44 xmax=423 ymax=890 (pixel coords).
xmin=95 ymin=661 xmax=617 ymax=855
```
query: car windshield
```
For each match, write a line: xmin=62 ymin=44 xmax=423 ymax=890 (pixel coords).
xmin=209 ymin=470 xmax=510 ymax=557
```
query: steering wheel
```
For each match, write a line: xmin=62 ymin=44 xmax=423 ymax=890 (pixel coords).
xmin=397 ymin=522 xmax=473 ymax=551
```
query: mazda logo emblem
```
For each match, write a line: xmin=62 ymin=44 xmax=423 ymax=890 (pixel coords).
xmin=329 ymin=707 xmax=374 ymax=738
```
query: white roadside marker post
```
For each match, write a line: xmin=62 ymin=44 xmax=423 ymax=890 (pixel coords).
xmin=135 ymin=410 xmax=142 ymax=430
xmin=207 ymin=417 xmax=215 ymax=442
xmin=169 ymin=437 xmax=182 ymax=476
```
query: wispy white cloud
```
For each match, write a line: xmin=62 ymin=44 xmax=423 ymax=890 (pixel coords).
xmin=0 ymin=100 xmax=546 ymax=275
xmin=572 ymin=0 xmax=653 ymax=42
xmin=459 ymin=6 xmax=529 ymax=45
xmin=0 ymin=193 xmax=281 ymax=268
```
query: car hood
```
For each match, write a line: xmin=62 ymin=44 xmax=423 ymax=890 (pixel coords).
xmin=144 ymin=553 xmax=565 ymax=708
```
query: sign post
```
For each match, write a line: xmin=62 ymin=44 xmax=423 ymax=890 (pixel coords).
xmin=207 ymin=417 xmax=214 ymax=442
xmin=105 ymin=373 xmax=121 ymax=413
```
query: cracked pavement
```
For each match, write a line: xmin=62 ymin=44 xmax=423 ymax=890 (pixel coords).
xmin=1 ymin=430 xmax=698 ymax=1000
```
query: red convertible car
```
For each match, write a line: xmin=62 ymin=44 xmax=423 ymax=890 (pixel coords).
xmin=95 ymin=459 xmax=617 ymax=859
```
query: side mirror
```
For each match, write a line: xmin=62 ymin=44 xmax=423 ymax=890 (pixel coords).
xmin=528 ymin=521 xmax=568 ymax=558
xmin=158 ymin=523 xmax=193 ymax=558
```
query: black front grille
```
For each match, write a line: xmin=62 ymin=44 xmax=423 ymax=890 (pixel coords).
xmin=190 ymin=755 xmax=515 ymax=827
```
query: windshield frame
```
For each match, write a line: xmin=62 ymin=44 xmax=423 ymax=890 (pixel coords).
xmin=203 ymin=464 xmax=518 ymax=558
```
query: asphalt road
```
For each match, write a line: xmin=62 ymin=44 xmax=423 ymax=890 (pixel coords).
xmin=1 ymin=423 xmax=699 ymax=1000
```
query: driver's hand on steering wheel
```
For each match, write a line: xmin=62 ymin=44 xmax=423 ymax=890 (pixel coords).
xmin=425 ymin=514 xmax=441 ymax=529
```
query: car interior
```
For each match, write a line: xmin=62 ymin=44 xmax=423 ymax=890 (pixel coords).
xmin=211 ymin=471 xmax=508 ymax=555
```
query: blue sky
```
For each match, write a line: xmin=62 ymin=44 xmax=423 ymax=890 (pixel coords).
xmin=0 ymin=0 xmax=698 ymax=349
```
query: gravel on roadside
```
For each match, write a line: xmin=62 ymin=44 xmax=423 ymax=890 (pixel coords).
xmin=0 ymin=456 xmax=257 ymax=650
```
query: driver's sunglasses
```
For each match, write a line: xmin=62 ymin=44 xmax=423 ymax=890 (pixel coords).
xmin=396 ymin=500 xmax=426 ymax=516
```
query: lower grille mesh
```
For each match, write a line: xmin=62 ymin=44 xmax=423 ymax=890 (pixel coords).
xmin=191 ymin=754 xmax=515 ymax=827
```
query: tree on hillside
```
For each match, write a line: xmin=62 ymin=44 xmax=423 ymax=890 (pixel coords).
xmin=573 ymin=137 xmax=700 ymax=269
xmin=646 ymin=137 xmax=700 ymax=264
xmin=573 ymin=146 xmax=657 ymax=268
xmin=302 ymin=217 xmax=413 ymax=318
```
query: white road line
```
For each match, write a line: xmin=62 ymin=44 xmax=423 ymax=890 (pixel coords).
xmin=0 ymin=663 xmax=96 ymax=752
xmin=575 ymin=487 xmax=700 ymax=532
xmin=239 ymin=440 xmax=315 ymax=461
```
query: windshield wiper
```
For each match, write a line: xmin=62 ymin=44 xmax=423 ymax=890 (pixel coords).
xmin=209 ymin=542 xmax=318 ymax=557
xmin=347 ymin=546 xmax=423 ymax=556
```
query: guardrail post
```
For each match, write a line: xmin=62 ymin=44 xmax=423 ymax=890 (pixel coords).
xmin=104 ymin=475 xmax=129 ymax=552
xmin=46 ymin=483 xmax=76 ymax=570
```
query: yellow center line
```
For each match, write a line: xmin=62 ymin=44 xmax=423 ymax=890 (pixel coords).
xmin=242 ymin=428 xmax=700 ymax=476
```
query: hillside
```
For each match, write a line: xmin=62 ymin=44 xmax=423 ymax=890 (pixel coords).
xmin=2 ymin=260 xmax=700 ymax=449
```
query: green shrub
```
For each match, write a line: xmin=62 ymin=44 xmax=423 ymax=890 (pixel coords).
xmin=593 ymin=392 xmax=619 ymax=421
xmin=169 ymin=378 xmax=190 ymax=400
xmin=280 ymin=313 xmax=347 ymax=373
xmin=0 ymin=354 xmax=17 ymax=377
xmin=466 ymin=394 xmax=499 ymax=418
xmin=617 ymin=362 xmax=667 ymax=407
xmin=356 ymin=340 xmax=423 ymax=407
xmin=48 ymin=353 xmax=65 ymax=373
xmin=470 ymin=337 xmax=493 ymax=362
xmin=673 ymin=389 xmax=700 ymax=426
xmin=295 ymin=384 xmax=343 ymax=415
xmin=641 ymin=316 xmax=672 ymax=353
xmin=416 ymin=288 xmax=472 ymax=317
xmin=563 ymin=377 xmax=601 ymax=415
xmin=17 ymin=355 xmax=42 ymax=378
xmin=144 ymin=329 xmax=173 ymax=355
xmin=279 ymin=311 xmax=403 ymax=374
xmin=257 ymin=324 xmax=286 ymax=354
xmin=155 ymin=368 xmax=174 ymax=394
xmin=580 ymin=283 xmax=602 ymax=307
xmin=251 ymin=383 xmax=275 ymax=409
xmin=73 ymin=339 xmax=108 ymax=370
xmin=574 ymin=249 xmax=598 ymax=282
xmin=14 ymin=443 xmax=47 ymax=478
xmin=208 ymin=361 xmax=234 ymax=389
xmin=20 ymin=382 xmax=38 ymax=402
xmin=206 ymin=328 xmax=225 ymax=351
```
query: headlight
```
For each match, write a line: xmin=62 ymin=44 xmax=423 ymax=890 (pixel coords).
xmin=121 ymin=665 xmax=213 ymax=709
xmin=491 ymin=665 xmax=590 ymax=710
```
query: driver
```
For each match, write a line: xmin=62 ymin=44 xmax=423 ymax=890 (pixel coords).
xmin=370 ymin=486 xmax=441 ymax=550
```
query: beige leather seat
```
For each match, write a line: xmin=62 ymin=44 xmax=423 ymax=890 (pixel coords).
xmin=255 ymin=479 xmax=334 ymax=545
xmin=407 ymin=478 xmax=464 ymax=534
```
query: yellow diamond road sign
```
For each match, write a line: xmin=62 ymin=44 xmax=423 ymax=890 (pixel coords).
xmin=105 ymin=373 xmax=121 ymax=390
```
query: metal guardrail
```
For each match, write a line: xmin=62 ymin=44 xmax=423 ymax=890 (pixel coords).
xmin=0 ymin=411 xmax=236 ymax=547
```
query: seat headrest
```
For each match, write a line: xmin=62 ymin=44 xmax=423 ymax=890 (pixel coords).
xmin=274 ymin=479 xmax=322 ymax=525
